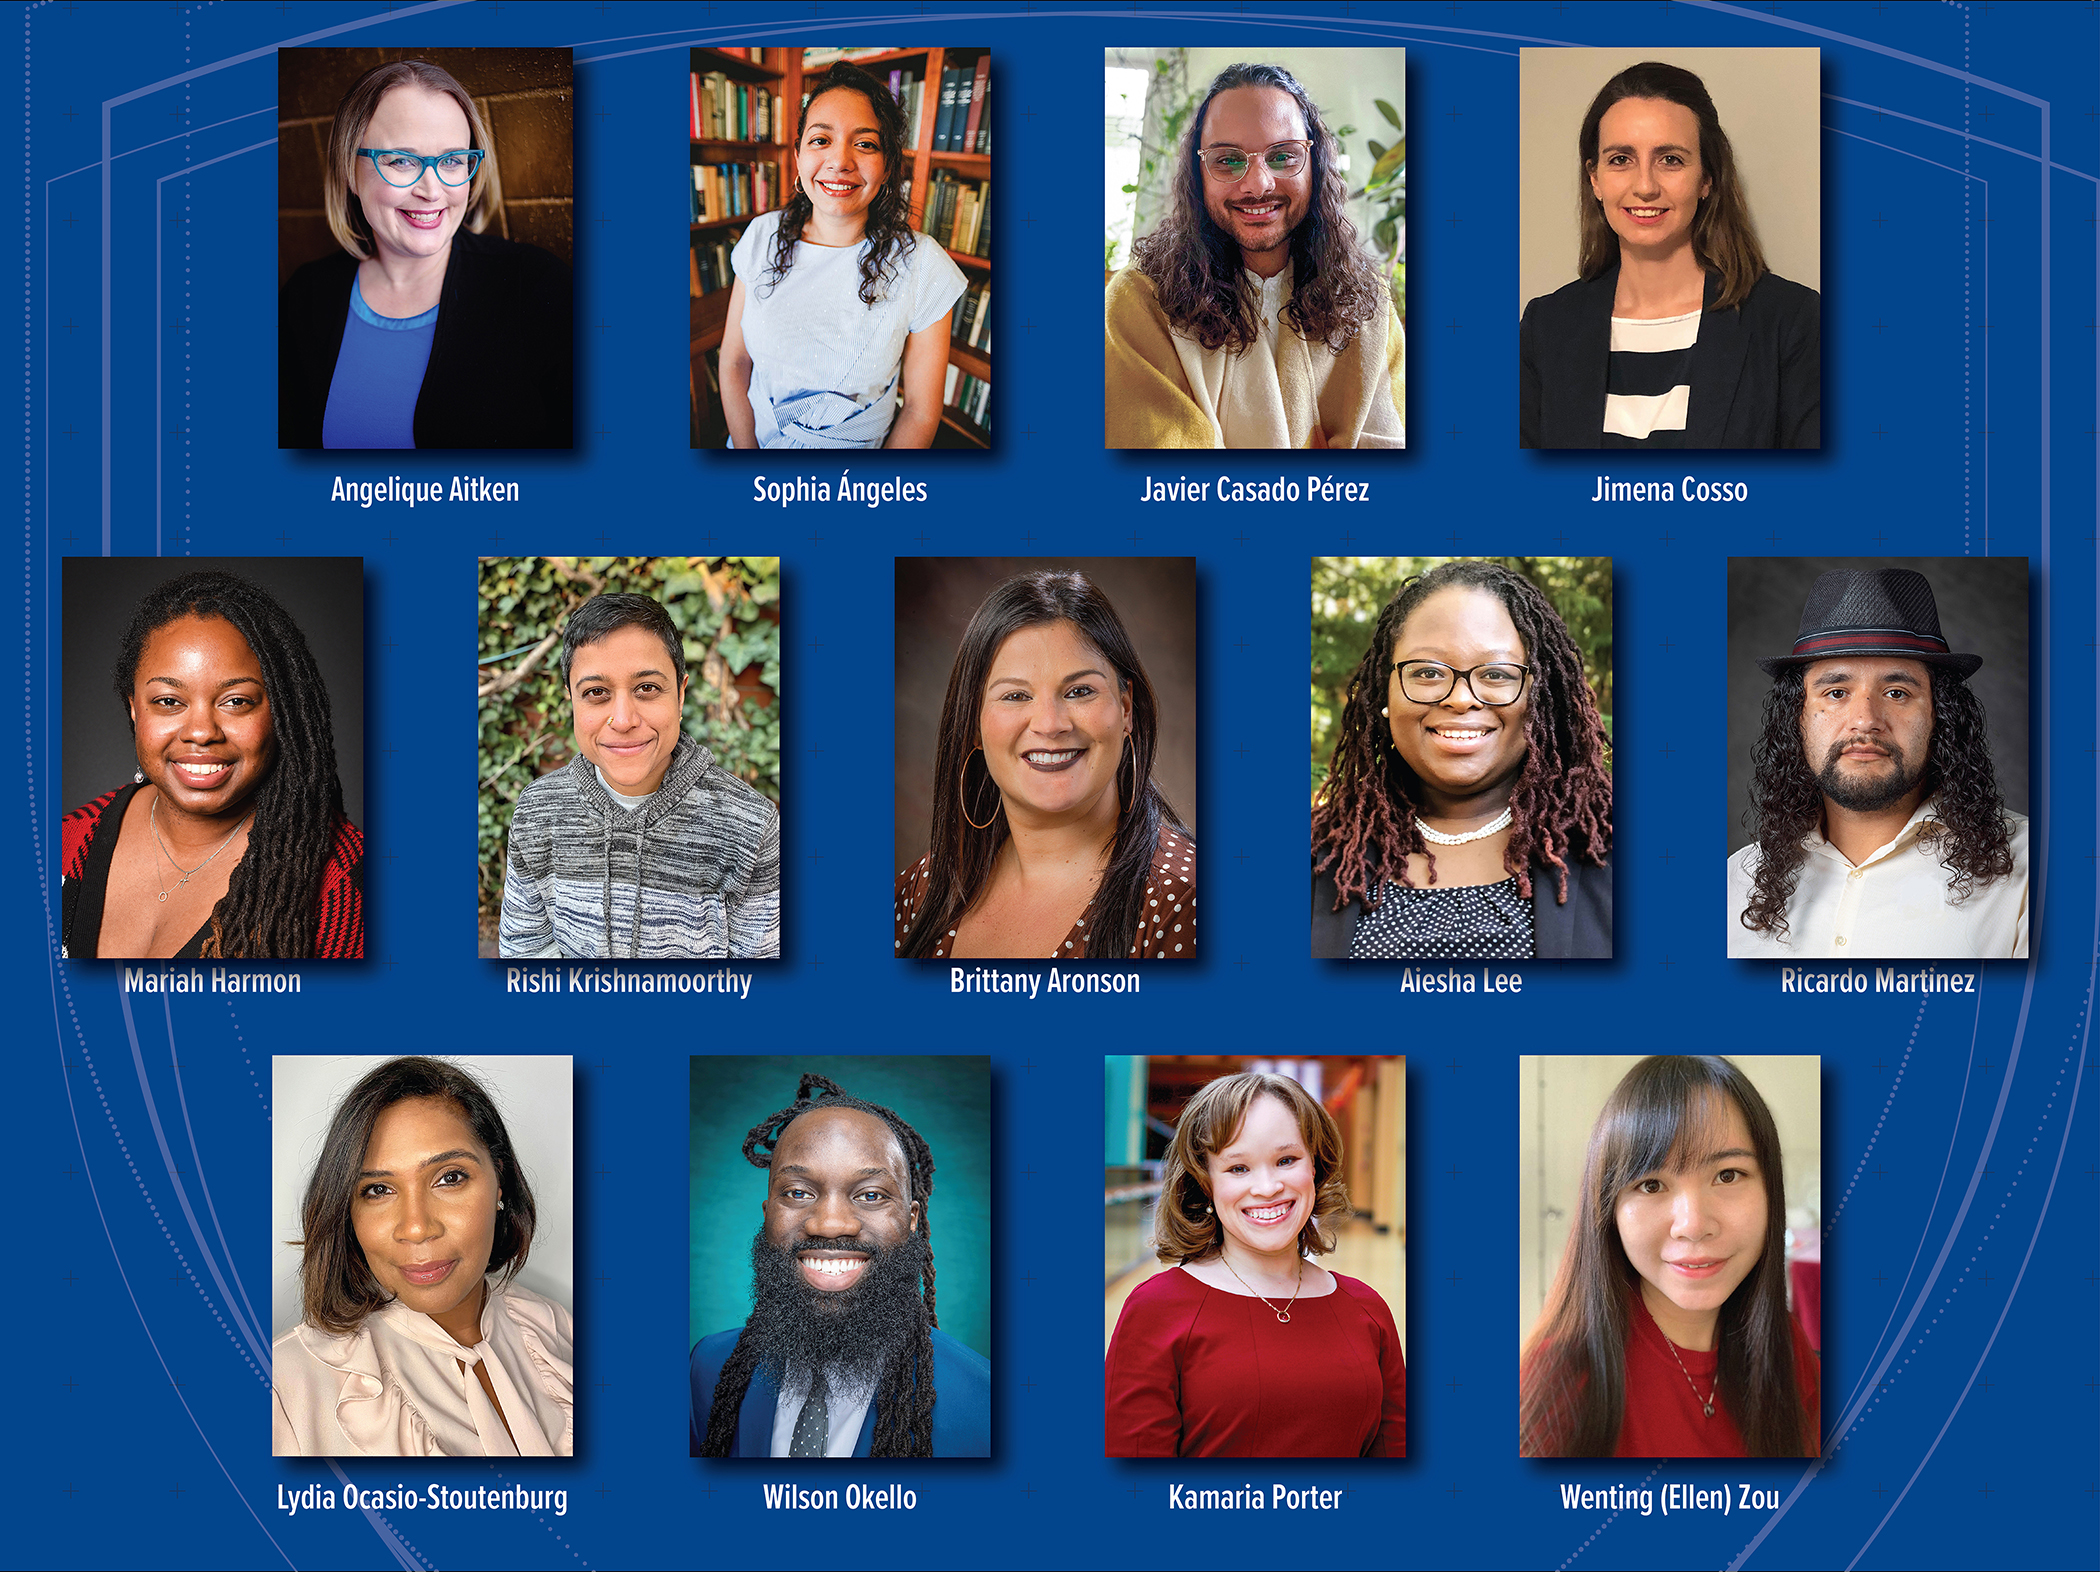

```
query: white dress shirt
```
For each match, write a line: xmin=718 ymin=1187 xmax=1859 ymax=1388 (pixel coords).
xmin=272 ymin=1281 xmax=575 ymax=1456
xmin=1726 ymin=800 xmax=2029 ymax=959
xmin=768 ymin=1365 xmax=876 ymax=1458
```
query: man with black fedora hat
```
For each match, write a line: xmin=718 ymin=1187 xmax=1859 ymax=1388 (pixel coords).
xmin=1728 ymin=566 xmax=2027 ymax=958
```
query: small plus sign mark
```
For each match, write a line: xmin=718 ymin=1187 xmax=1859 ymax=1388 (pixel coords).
xmin=1977 ymin=1483 xmax=1994 ymax=1501
xmin=1871 ymin=1482 xmax=1888 ymax=1499
xmin=63 ymin=212 xmax=80 ymax=228
xmin=1445 ymin=1484 xmax=1462 ymax=1502
xmin=1445 ymin=1057 xmax=1460 ymax=1072
xmin=1872 ymin=212 xmax=1889 ymax=228
xmin=1872 ymin=1269 xmax=1890 ymax=1286
xmin=1873 ymin=1164 xmax=1888 ymax=1179
xmin=62 ymin=1377 xmax=80 ymax=1393
xmin=1658 ymin=849 xmax=1676 ymax=865
xmin=61 ymin=1484 xmax=79 ymax=1499
xmin=597 ymin=1484 xmax=612 ymax=1501
xmin=1765 ymin=531 xmax=1782 ymax=547
xmin=168 ymin=1485 xmax=185 ymax=1499
xmin=1659 ymin=955 xmax=1676 ymax=971
xmin=1445 ymin=1168 xmax=1461 ymax=1181
xmin=1233 ymin=955 xmax=1250 ymax=972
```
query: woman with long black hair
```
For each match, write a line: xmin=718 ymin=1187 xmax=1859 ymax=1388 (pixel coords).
xmin=1520 ymin=1056 xmax=1819 ymax=1458
xmin=60 ymin=570 xmax=363 ymax=959
xmin=895 ymin=569 xmax=1194 ymax=960
xmin=720 ymin=63 xmax=967 ymax=449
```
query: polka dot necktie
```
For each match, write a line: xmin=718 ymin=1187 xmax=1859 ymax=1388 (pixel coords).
xmin=789 ymin=1371 xmax=829 ymax=1458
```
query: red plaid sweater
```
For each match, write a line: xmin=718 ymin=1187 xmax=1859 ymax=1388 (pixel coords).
xmin=60 ymin=785 xmax=364 ymax=959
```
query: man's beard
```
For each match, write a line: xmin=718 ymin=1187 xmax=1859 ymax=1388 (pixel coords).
xmin=741 ymin=1228 xmax=932 ymax=1394
xmin=1815 ymin=738 xmax=1928 ymax=813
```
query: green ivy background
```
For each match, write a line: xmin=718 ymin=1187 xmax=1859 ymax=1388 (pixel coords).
xmin=477 ymin=556 xmax=781 ymax=940
xmin=1311 ymin=557 xmax=1613 ymax=799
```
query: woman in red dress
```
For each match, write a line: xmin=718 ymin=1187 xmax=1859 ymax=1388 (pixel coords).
xmin=1104 ymin=1071 xmax=1405 ymax=1457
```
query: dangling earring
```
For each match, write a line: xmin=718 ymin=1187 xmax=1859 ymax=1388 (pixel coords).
xmin=133 ymin=769 xmax=147 ymax=784
xmin=959 ymin=746 xmax=1001 ymax=830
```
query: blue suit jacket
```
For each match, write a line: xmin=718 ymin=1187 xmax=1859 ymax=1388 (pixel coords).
xmin=688 ymin=1326 xmax=992 ymax=1457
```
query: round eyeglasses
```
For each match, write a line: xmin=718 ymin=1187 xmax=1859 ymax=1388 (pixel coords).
xmin=358 ymin=148 xmax=484 ymax=188
xmin=1391 ymin=660 xmax=1533 ymax=707
xmin=1195 ymin=140 xmax=1311 ymax=183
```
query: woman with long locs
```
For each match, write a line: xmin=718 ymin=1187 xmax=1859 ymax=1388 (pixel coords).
xmin=61 ymin=570 xmax=363 ymax=960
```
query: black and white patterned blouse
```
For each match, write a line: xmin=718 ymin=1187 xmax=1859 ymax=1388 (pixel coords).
xmin=1602 ymin=309 xmax=1699 ymax=447
xmin=1347 ymin=874 xmax=1534 ymax=960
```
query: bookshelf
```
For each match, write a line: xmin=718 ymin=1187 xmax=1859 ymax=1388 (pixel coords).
xmin=689 ymin=45 xmax=993 ymax=450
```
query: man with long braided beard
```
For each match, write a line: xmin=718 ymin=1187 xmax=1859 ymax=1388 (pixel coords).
xmin=1728 ymin=567 xmax=2027 ymax=958
xmin=689 ymin=1075 xmax=991 ymax=1458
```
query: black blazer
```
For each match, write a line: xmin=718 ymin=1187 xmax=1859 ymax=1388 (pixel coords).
xmin=279 ymin=228 xmax=573 ymax=449
xmin=1311 ymin=858 xmax=1613 ymax=960
xmin=1518 ymin=267 xmax=1819 ymax=449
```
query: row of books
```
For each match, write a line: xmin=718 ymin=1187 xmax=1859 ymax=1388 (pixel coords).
xmin=801 ymin=46 xmax=905 ymax=66
xmin=689 ymin=225 xmax=744 ymax=296
xmin=943 ymin=364 xmax=991 ymax=434
xmin=931 ymin=57 xmax=991 ymax=154
xmin=707 ymin=47 xmax=773 ymax=65
xmin=691 ymin=161 xmax=775 ymax=224
xmin=883 ymin=67 xmax=930 ymax=151
xmin=691 ymin=72 xmax=782 ymax=143
xmin=922 ymin=171 xmax=990 ymax=258
xmin=949 ymin=280 xmax=991 ymax=356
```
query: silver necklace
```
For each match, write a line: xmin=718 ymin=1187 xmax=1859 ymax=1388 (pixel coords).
xmin=1663 ymin=1336 xmax=1717 ymax=1418
xmin=1415 ymin=806 xmax=1514 ymax=846
xmin=1220 ymin=1253 xmax=1304 ymax=1324
xmin=149 ymin=795 xmax=251 ymax=903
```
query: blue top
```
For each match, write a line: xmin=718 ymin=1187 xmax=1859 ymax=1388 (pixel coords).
xmin=321 ymin=276 xmax=439 ymax=449
xmin=688 ymin=1324 xmax=992 ymax=1456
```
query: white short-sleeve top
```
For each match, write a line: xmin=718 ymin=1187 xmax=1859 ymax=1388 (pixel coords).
xmin=272 ymin=1281 xmax=575 ymax=1457
xmin=731 ymin=210 xmax=967 ymax=449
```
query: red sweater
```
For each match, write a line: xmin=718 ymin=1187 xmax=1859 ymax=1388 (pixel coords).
xmin=61 ymin=784 xmax=364 ymax=959
xmin=1105 ymin=1267 xmax=1406 ymax=1458
xmin=1614 ymin=1292 xmax=1821 ymax=1458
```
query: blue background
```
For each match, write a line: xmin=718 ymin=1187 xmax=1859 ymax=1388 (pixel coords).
xmin=16 ymin=2 xmax=2096 ymax=1568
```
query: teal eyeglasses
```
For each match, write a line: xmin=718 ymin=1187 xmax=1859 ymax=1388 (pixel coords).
xmin=358 ymin=148 xmax=484 ymax=187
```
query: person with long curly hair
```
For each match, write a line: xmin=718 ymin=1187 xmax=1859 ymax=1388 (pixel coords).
xmin=1520 ymin=60 xmax=1818 ymax=449
xmin=719 ymin=63 xmax=967 ymax=449
xmin=61 ymin=570 xmax=363 ymax=959
xmin=1105 ymin=1071 xmax=1405 ymax=1457
xmin=1106 ymin=61 xmax=1403 ymax=449
xmin=1727 ymin=567 xmax=2027 ymax=957
xmin=1519 ymin=1056 xmax=1819 ymax=1458
xmin=689 ymin=1074 xmax=990 ymax=1457
xmin=1312 ymin=560 xmax=1613 ymax=959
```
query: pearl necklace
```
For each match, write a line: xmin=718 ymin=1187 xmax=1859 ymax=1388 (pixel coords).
xmin=1415 ymin=806 xmax=1513 ymax=846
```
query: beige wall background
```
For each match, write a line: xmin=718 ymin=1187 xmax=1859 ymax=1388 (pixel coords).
xmin=1517 ymin=48 xmax=1820 ymax=316
xmin=1516 ymin=1055 xmax=1820 ymax=1344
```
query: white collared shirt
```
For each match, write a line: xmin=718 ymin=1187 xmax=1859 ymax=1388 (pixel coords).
xmin=1725 ymin=800 xmax=2029 ymax=959
xmin=768 ymin=1365 xmax=877 ymax=1458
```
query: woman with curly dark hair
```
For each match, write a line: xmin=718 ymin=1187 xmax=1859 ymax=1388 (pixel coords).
xmin=1105 ymin=1071 xmax=1405 ymax=1456
xmin=60 ymin=569 xmax=363 ymax=959
xmin=719 ymin=62 xmax=967 ymax=449
xmin=1727 ymin=566 xmax=2026 ymax=957
xmin=1106 ymin=60 xmax=1403 ymax=449
xmin=1311 ymin=560 xmax=1613 ymax=959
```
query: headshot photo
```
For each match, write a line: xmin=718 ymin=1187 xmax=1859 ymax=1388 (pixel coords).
xmin=894 ymin=558 xmax=1196 ymax=961
xmin=1104 ymin=49 xmax=1405 ymax=449
xmin=1104 ymin=1056 xmax=1406 ymax=1457
xmin=60 ymin=559 xmax=364 ymax=961
xmin=1311 ymin=557 xmax=1613 ymax=959
xmin=690 ymin=46 xmax=989 ymax=449
xmin=480 ymin=557 xmax=781 ymax=960
xmin=1517 ymin=48 xmax=1820 ymax=449
xmin=1727 ymin=558 xmax=2030 ymax=959
xmin=1519 ymin=1055 xmax=1821 ymax=1459
xmin=688 ymin=1059 xmax=991 ymax=1458
xmin=271 ymin=1054 xmax=575 ymax=1457
xmin=278 ymin=48 xmax=574 ymax=449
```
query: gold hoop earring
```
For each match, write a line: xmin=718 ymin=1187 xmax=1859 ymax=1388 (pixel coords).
xmin=960 ymin=746 xmax=1002 ymax=830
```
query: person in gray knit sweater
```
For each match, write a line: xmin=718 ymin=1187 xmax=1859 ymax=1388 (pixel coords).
xmin=500 ymin=593 xmax=779 ymax=959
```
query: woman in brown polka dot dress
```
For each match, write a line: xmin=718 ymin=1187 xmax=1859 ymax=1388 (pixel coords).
xmin=896 ymin=570 xmax=1195 ymax=960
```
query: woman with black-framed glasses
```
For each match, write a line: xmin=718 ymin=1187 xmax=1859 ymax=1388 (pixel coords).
xmin=1310 ymin=560 xmax=1615 ymax=959
xmin=280 ymin=57 xmax=572 ymax=449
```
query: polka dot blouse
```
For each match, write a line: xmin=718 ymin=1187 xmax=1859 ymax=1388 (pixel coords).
xmin=895 ymin=826 xmax=1197 ymax=960
xmin=1347 ymin=874 xmax=1535 ymax=960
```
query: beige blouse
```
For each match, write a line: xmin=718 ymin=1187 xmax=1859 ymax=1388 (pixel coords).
xmin=895 ymin=825 xmax=1197 ymax=959
xmin=272 ymin=1280 xmax=575 ymax=1457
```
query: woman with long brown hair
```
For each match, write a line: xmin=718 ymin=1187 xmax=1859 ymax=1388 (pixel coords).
xmin=1520 ymin=1056 xmax=1819 ymax=1458
xmin=1519 ymin=60 xmax=1819 ymax=449
xmin=895 ymin=569 xmax=1194 ymax=961
xmin=720 ymin=62 xmax=967 ymax=448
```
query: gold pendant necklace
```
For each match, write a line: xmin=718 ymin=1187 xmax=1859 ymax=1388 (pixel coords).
xmin=1221 ymin=1253 xmax=1304 ymax=1324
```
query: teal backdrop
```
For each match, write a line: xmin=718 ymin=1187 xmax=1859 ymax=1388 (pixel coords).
xmin=688 ymin=1056 xmax=992 ymax=1359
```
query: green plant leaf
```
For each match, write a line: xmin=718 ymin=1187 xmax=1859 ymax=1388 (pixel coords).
xmin=1377 ymin=98 xmax=1402 ymax=131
